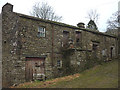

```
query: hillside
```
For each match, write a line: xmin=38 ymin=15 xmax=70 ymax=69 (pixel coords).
xmin=12 ymin=60 xmax=118 ymax=88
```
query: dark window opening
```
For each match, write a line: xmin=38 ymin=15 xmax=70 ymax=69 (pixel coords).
xmin=63 ymin=31 xmax=69 ymax=38
xmin=75 ymin=31 xmax=81 ymax=46
xmin=62 ymin=31 xmax=69 ymax=47
xmin=92 ymin=43 xmax=98 ymax=51
xmin=4 ymin=40 xmax=6 ymax=43
xmin=92 ymin=43 xmax=99 ymax=59
xmin=76 ymin=31 xmax=81 ymax=34
xmin=63 ymin=31 xmax=69 ymax=34
xmin=76 ymin=38 xmax=79 ymax=42
xmin=35 ymin=63 xmax=40 ymax=67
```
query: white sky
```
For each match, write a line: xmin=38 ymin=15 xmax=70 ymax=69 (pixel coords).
xmin=0 ymin=0 xmax=119 ymax=32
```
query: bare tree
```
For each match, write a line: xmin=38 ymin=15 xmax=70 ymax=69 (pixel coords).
xmin=30 ymin=2 xmax=62 ymax=22
xmin=87 ymin=9 xmax=99 ymax=23
xmin=106 ymin=11 xmax=120 ymax=35
xmin=107 ymin=11 xmax=120 ymax=30
xmin=86 ymin=9 xmax=99 ymax=31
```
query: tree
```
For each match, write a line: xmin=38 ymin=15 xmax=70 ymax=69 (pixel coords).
xmin=86 ymin=9 xmax=99 ymax=31
xmin=106 ymin=11 xmax=120 ymax=35
xmin=107 ymin=11 xmax=120 ymax=30
xmin=30 ymin=2 xmax=62 ymax=22
xmin=106 ymin=11 xmax=120 ymax=58
xmin=87 ymin=9 xmax=99 ymax=24
xmin=87 ymin=20 xmax=98 ymax=31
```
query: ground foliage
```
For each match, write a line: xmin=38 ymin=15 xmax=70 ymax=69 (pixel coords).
xmin=11 ymin=59 xmax=118 ymax=88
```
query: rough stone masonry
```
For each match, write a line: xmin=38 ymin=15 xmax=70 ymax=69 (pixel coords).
xmin=2 ymin=3 xmax=119 ymax=87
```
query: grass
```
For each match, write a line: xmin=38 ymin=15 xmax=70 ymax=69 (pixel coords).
xmin=11 ymin=59 xmax=118 ymax=88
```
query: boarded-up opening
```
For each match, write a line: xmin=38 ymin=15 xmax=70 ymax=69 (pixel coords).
xmin=75 ymin=31 xmax=82 ymax=46
xmin=25 ymin=57 xmax=45 ymax=81
xmin=62 ymin=31 xmax=69 ymax=47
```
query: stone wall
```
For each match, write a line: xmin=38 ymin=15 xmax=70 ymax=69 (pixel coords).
xmin=0 ymin=10 xmax=2 ymax=90
xmin=2 ymin=3 xmax=27 ymax=87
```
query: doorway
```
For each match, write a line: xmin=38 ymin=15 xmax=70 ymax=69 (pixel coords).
xmin=25 ymin=57 xmax=45 ymax=81
xmin=110 ymin=47 xmax=114 ymax=59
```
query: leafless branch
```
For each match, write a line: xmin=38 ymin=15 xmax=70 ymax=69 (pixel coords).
xmin=30 ymin=2 xmax=62 ymax=22
xmin=86 ymin=9 xmax=99 ymax=23
xmin=106 ymin=11 xmax=120 ymax=35
xmin=107 ymin=11 xmax=120 ymax=30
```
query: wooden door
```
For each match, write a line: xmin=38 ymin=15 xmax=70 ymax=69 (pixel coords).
xmin=25 ymin=57 xmax=45 ymax=81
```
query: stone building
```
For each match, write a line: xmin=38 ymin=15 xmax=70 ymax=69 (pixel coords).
xmin=2 ymin=3 xmax=118 ymax=87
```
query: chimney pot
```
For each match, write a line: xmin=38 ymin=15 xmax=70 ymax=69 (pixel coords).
xmin=77 ymin=22 xmax=85 ymax=28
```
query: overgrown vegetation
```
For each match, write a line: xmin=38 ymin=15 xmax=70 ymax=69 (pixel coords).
xmin=61 ymin=47 xmax=105 ymax=76
xmin=61 ymin=48 xmax=75 ymax=75
xmin=12 ymin=59 xmax=118 ymax=88
xmin=84 ymin=52 xmax=103 ymax=70
xmin=49 ymin=59 xmax=118 ymax=88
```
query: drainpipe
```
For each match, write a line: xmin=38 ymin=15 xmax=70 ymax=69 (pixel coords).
xmin=51 ymin=24 xmax=54 ymax=67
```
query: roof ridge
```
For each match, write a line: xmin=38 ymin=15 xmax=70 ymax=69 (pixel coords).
xmin=13 ymin=12 xmax=117 ymax=38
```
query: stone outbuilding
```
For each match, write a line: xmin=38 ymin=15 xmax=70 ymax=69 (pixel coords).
xmin=2 ymin=3 xmax=118 ymax=87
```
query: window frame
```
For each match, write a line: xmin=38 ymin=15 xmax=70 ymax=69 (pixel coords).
xmin=62 ymin=31 xmax=69 ymax=47
xmin=57 ymin=60 xmax=62 ymax=68
xmin=75 ymin=31 xmax=82 ymax=46
xmin=63 ymin=31 xmax=69 ymax=38
xmin=38 ymin=26 xmax=46 ymax=37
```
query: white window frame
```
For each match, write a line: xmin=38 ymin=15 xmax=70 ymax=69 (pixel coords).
xmin=57 ymin=60 xmax=62 ymax=68
xmin=38 ymin=26 xmax=46 ymax=37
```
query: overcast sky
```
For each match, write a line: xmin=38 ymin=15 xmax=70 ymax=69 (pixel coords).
xmin=0 ymin=0 xmax=119 ymax=32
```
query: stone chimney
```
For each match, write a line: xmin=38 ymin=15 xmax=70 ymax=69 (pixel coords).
xmin=77 ymin=22 xmax=85 ymax=28
xmin=2 ymin=3 xmax=13 ymax=13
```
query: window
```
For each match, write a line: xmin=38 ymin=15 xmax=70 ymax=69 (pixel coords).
xmin=75 ymin=31 xmax=81 ymax=46
xmin=63 ymin=31 xmax=69 ymax=39
xmin=102 ymin=49 xmax=107 ymax=56
xmin=76 ymin=38 xmax=80 ymax=42
xmin=62 ymin=31 xmax=69 ymax=47
xmin=57 ymin=60 xmax=62 ymax=68
xmin=92 ymin=43 xmax=98 ymax=50
xmin=38 ymin=26 xmax=45 ymax=37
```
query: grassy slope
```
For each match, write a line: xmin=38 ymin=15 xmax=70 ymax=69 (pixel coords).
xmin=14 ymin=60 xmax=118 ymax=88
xmin=49 ymin=60 xmax=118 ymax=88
